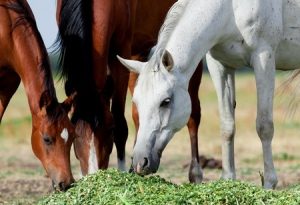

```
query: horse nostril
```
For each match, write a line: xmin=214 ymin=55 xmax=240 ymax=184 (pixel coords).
xmin=136 ymin=157 xmax=149 ymax=174
xmin=142 ymin=157 xmax=148 ymax=168
xmin=58 ymin=182 xmax=66 ymax=191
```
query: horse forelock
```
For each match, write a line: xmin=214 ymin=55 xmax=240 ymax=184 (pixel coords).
xmin=70 ymin=91 xmax=106 ymax=131
xmin=137 ymin=61 xmax=175 ymax=101
xmin=38 ymin=90 xmax=65 ymax=123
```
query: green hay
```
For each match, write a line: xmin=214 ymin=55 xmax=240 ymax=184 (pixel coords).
xmin=39 ymin=169 xmax=300 ymax=205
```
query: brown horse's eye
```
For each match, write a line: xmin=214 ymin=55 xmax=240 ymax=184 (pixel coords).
xmin=43 ymin=135 xmax=53 ymax=146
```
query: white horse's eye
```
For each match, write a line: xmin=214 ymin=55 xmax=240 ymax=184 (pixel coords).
xmin=160 ymin=98 xmax=171 ymax=107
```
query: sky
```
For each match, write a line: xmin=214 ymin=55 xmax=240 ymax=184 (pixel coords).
xmin=27 ymin=0 xmax=57 ymax=50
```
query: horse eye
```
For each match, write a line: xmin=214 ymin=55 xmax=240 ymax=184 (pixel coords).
xmin=160 ymin=98 xmax=171 ymax=107
xmin=43 ymin=135 xmax=53 ymax=146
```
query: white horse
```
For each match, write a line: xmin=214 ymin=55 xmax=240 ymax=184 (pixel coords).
xmin=118 ymin=0 xmax=300 ymax=189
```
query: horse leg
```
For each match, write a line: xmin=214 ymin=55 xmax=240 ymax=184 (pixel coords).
xmin=187 ymin=63 xmax=203 ymax=183
xmin=110 ymin=46 xmax=130 ymax=172
xmin=252 ymin=47 xmax=277 ymax=189
xmin=0 ymin=70 xmax=20 ymax=122
xmin=206 ymin=53 xmax=236 ymax=180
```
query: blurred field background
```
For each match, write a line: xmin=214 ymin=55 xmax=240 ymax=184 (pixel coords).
xmin=1 ymin=66 xmax=300 ymax=204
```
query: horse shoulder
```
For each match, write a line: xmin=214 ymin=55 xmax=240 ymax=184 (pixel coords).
xmin=233 ymin=0 xmax=283 ymax=49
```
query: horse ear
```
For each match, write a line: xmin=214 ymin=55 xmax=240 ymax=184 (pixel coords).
xmin=61 ymin=92 xmax=77 ymax=113
xmin=161 ymin=50 xmax=174 ymax=72
xmin=117 ymin=55 xmax=145 ymax=74
xmin=39 ymin=91 xmax=54 ymax=115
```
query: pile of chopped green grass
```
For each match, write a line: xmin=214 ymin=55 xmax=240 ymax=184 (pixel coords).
xmin=39 ymin=169 xmax=300 ymax=205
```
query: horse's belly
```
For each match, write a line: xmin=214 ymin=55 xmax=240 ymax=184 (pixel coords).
xmin=210 ymin=40 xmax=250 ymax=69
xmin=211 ymin=43 xmax=300 ymax=70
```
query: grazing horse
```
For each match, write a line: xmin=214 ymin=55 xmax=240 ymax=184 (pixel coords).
xmin=56 ymin=0 xmax=132 ymax=175
xmin=0 ymin=0 xmax=76 ymax=191
xmin=129 ymin=0 xmax=205 ymax=183
xmin=118 ymin=0 xmax=300 ymax=189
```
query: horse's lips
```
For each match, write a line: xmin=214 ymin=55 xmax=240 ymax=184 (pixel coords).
xmin=136 ymin=163 xmax=142 ymax=174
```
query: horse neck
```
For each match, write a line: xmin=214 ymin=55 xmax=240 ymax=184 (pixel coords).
xmin=11 ymin=28 xmax=57 ymax=116
xmin=165 ymin=0 xmax=232 ymax=84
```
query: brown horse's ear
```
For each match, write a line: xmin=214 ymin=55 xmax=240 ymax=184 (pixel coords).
xmin=161 ymin=50 xmax=174 ymax=72
xmin=39 ymin=90 xmax=54 ymax=115
xmin=61 ymin=92 xmax=77 ymax=113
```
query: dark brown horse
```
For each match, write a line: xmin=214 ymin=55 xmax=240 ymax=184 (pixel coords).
xmin=129 ymin=0 xmax=220 ymax=183
xmin=56 ymin=0 xmax=132 ymax=175
xmin=0 ymin=0 xmax=76 ymax=191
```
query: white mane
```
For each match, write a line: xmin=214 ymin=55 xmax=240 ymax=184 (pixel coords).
xmin=155 ymin=0 xmax=189 ymax=53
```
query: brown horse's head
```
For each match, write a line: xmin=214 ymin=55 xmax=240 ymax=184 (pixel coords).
xmin=31 ymin=92 xmax=76 ymax=191
xmin=73 ymin=105 xmax=114 ymax=176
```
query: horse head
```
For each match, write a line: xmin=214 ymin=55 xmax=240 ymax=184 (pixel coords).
xmin=118 ymin=49 xmax=191 ymax=175
xmin=70 ymin=92 xmax=114 ymax=176
xmin=31 ymin=92 xmax=77 ymax=191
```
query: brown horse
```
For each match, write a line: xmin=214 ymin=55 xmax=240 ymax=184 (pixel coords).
xmin=129 ymin=0 xmax=221 ymax=183
xmin=0 ymin=0 xmax=76 ymax=191
xmin=56 ymin=0 xmax=132 ymax=175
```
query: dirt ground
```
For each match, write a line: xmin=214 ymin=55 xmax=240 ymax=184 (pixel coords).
xmin=1 ymin=73 xmax=300 ymax=204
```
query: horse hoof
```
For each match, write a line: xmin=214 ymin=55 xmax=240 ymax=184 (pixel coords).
xmin=188 ymin=159 xmax=203 ymax=183
xmin=263 ymin=174 xmax=278 ymax=189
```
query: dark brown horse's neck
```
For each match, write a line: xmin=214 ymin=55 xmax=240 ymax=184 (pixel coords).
xmin=11 ymin=28 xmax=58 ymax=117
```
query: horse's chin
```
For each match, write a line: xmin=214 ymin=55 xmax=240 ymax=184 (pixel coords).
xmin=134 ymin=167 xmax=157 ymax=176
xmin=52 ymin=179 xmax=74 ymax=192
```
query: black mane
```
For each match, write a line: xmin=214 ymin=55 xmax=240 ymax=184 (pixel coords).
xmin=55 ymin=0 xmax=103 ymax=129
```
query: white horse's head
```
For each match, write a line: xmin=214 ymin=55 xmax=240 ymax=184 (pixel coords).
xmin=118 ymin=49 xmax=191 ymax=175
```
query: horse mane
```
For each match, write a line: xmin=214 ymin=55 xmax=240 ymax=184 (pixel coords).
xmin=55 ymin=0 xmax=103 ymax=128
xmin=55 ymin=0 xmax=93 ymax=88
xmin=155 ymin=0 xmax=189 ymax=53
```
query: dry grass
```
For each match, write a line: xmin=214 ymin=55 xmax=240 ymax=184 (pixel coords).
xmin=1 ymin=72 xmax=300 ymax=203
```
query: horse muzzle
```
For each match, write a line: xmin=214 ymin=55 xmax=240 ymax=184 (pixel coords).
xmin=52 ymin=177 xmax=75 ymax=191
xmin=131 ymin=155 xmax=159 ymax=176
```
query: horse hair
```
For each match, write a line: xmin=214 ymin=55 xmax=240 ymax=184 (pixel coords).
xmin=55 ymin=0 xmax=104 ymax=129
xmin=155 ymin=0 xmax=189 ymax=54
